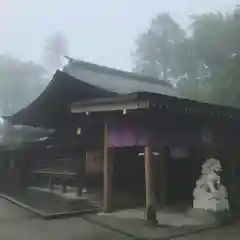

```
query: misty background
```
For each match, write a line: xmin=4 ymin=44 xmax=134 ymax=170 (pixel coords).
xmin=0 ymin=0 xmax=239 ymax=116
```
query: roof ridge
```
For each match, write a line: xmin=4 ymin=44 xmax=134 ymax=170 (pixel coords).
xmin=65 ymin=56 xmax=172 ymax=87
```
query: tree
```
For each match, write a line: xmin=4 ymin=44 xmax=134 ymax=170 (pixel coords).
xmin=0 ymin=121 xmax=53 ymax=148
xmin=43 ymin=32 xmax=68 ymax=73
xmin=179 ymin=11 xmax=240 ymax=107
xmin=132 ymin=13 xmax=185 ymax=81
xmin=133 ymin=8 xmax=240 ymax=108
xmin=0 ymin=54 xmax=48 ymax=116
xmin=175 ymin=38 xmax=210 ymax=102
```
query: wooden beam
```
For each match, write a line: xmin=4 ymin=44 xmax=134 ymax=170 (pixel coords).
xmin=71 ymin=100 xmax=149 ymax=114
xmin=144 ymin=146 xmax=157 ymax=224
xmin=62 ymin=180 xmax=67 ymax=194
xmin=103 ymin=122 xmax=113 ymax=212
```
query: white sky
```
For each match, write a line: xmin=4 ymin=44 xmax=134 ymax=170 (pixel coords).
xmin=0 ymin=0 xmax=238 ymax=70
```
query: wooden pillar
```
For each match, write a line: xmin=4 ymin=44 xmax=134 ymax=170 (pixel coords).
xmin=232 ymin=150 xmax=240 ymax=212
xmin=144 ymin=146 xmax=157 ymax=224
xmin=62 ymin=179 xmax=67 ymax=194
xmin=48 ymin=177 xmax=53 ymax=191
xmin=103 ymin=122 xmax=113 ymax=212
xmin=76 ymin=156 xmax=86 ymax=197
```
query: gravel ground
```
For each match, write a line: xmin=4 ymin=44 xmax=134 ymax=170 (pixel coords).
xmin=175 ymin=223 xmax=240 ymax=240
xmin=1 ymin=197 xmax=240 ymax=240
xmin=0 ymin=198 xmax=131 ymax=240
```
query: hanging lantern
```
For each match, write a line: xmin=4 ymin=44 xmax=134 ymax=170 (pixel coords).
xmin=76 ymin=127 xmax=81 ymax=136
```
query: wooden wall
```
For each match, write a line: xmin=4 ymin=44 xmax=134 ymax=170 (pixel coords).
xmin=85 ymin=151 xmax=103 ymax=174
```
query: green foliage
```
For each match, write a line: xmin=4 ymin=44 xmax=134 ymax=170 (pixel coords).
xmin=0 ymin=55 xmax=48 ymax=116
xmin=133 ymin=9 xmax=240 ymax=108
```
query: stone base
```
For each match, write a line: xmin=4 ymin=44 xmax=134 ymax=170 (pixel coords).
xmin=193 ymin=198 xmax=229 ymax=212
xmin=188 ymin=207 xmax=233 ymax=225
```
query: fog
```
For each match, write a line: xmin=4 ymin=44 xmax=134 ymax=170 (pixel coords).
xmin=0 ymin=0 xmax=239 ymax=117
xmin=0 ymin=0 xmax=237 ymax=70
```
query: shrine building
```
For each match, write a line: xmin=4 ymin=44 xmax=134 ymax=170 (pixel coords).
xmin=2 ymin=57 xmax=240 ymax=220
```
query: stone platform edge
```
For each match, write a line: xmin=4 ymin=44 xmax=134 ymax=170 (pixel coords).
xmin=0 ymin=194 xmax=98 ymax=220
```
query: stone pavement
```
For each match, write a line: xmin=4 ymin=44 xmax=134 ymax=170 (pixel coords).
xmin=84 ymin=214 xmax=215 ymax=239
xmin=81 ymin=207 xmax=225 ymax=239
xmin=84 ymin=213 xmax=240 ymax=240
xmin=97 ymin=208 xmax=218 ymax=227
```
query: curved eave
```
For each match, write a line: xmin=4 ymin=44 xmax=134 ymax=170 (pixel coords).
xmin=6 ymin=70 xmax=116 ymax=129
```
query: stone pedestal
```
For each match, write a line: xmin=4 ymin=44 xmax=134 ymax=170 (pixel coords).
xmin=193 ymin=194 xmax=229 ymax=212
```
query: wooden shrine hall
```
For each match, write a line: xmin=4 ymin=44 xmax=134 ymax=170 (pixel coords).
xmin=3 ymin=58 xmax=240 ymax=221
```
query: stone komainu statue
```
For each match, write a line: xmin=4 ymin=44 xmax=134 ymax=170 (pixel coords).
xmin=193 ymin=158 xmax=229 ymax=212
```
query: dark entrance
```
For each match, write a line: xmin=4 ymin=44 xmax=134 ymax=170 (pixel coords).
xmin=113 ymin=147 xmax=145 ymax=209
xmin=168 ymin=148 xmax=199 ymax=206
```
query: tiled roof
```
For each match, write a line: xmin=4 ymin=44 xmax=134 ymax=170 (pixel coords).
xmin=63 ymin=57 xmax=180 ymax=98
